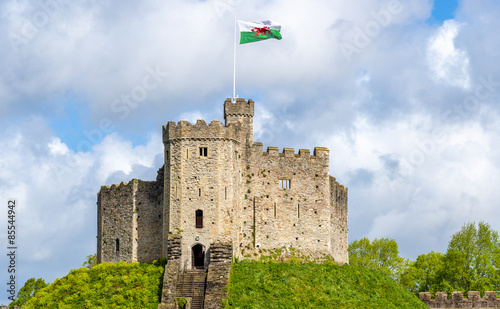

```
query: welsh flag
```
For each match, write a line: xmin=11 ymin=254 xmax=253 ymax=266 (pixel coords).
xmin=237 ymin=20 xmax=282 ymax=44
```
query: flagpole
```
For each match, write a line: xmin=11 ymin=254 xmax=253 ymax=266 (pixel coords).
xmin=233 ymin=17 xmax=237 ymax=103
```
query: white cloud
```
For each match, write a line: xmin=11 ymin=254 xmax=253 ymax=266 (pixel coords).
xmin=427 ymin=20 xmax=471 ymax=90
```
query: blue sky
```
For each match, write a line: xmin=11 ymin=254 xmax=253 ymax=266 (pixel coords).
xmin=2 ymin=0 xmax=500 ymax=305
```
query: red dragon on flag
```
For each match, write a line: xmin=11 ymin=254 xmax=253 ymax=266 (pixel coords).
xmin=251 ymin=26 xmax=271 ymax=37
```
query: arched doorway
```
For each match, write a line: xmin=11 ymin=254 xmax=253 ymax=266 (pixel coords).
xmin=192 ymin=244 xmax=205 ymax=269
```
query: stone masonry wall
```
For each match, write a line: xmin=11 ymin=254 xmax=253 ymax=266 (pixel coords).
xmin=98 ymin=181 xmax=136 ymax=263
xmin=205 ymin=242 xmax=232 ymax=309
xmin=136 ymin=168 xmax=163 ymax=263
xmin=224 ymin=98 xmax=254 ymax=144
xmin=158 ymin=235 xmax=181 ymax=309
xmin=330 ymin=176 xmax=348 ymax=264
xmin=420 ymin=291 xmax=500 ymax=308
xmin=98 ymin=176 xmax=163 ymax=263
xmin=163 ymin=120 xmax=243 ymax=269
xmin=235 ymin=143 xmax=341 ymax=261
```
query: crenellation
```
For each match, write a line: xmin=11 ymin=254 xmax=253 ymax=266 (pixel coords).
xmin=298 ymin=149 xmax=310 ymax=156
xmin=283 ymin=147 xmax=294 ymax=157
xmin=164 ymin=119 xmax=240 ymax=142
xmin=420 ymin=291 xmax=500 ymax=308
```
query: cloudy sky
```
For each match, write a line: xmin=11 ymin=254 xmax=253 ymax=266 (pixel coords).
xmin=2 ymin=0 xmax=500 ymax=303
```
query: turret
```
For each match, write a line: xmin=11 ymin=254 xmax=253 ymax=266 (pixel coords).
xmin=224 ymin=98 xmax=254 ymax=144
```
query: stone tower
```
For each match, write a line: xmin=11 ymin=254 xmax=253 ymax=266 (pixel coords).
xmin=97 ymin=98 xmax=348 ymax=268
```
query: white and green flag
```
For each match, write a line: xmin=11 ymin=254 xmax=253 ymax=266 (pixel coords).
xmin=237 ymin=20 xmax=282 ymax=44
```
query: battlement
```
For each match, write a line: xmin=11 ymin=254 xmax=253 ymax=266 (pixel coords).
xmin=250 ymin=142 xmax=330 ymax=159
xmin=224 ymin=98 xmax=254 ymax=119
xmin=420 ymin=291 xmax=500 ymax=308
xmin=99 ymin=179 xmax=136 ymax=194
xmin=163 ymin=119 xmax=241 ymax=142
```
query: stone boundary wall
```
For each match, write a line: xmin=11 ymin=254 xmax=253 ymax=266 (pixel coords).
xmin=205 ymin=242 xmax=232 ymax=309
xmin=420 ymin=291 xmax=500 ymax=308
xmin=158 ymin=235 xmax=182 ymax=309
xmin=0 ymin=306 xmax=20 ymax=309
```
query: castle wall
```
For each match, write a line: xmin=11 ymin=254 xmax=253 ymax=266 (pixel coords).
xmin=236 ymin=143 xmax=338 ymax=260
xmin=97 ymin=181 xmax=136 ymax=263
xmin=135 ymin=173 xmax=163 ymax=262
xmin=420 ymin=291 xmax=500 ymax=308
xmin=97 ymin=177 xmax=163 ymax=264
xmin=330 ymin=176 xmax=348 ymax=264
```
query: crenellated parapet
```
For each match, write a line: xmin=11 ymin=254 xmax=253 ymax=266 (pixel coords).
xmin=224 ymin=98 xmax=254 ymax=118
xmin=250 ymin=142 xmax=330 ymax=159
xmin=162 ymin=119 xmax=241 ymax=142
xmin=420 ymin=291 xmax=499 ymax=308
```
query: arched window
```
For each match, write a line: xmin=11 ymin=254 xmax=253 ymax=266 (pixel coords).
xmin=196 ymin=210 xmax=203 ymax=228
xmin=116 ymin=239 xmax=120 ymax=252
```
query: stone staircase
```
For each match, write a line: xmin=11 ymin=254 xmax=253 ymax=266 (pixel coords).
xmin=176 ymin=270 xmax=207 ymax=309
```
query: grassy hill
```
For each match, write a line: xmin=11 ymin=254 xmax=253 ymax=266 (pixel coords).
xmin=224 ymin=260 xmax=427 ymax=309
xmin=16 ymin=260 xmax=426 ymax=308
xmin=21 ymin=260 xmax=165 ymax=309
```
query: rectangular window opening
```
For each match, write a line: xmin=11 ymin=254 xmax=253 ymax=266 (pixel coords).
xmin=199 ymin=188 xmax=201 ymax=197
xmin=279 ymin=179 xmax=291 ymax=190
xmin=199 ymin=147 xmax=208 ymax=157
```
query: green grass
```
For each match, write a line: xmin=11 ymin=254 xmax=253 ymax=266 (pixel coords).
xmin=19 ymin=259 xmax=427 ymax=308
xmin=23 ymin=261 xmax=165 ymax=309
xmin=224 ymin=261 xmax=428 ymax=309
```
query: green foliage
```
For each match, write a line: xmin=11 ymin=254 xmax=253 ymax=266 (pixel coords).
xmin=82 ymin=254 xmax=97 ymax=269
xmin=348 ymin=237 xmax=408 ymax=281
xmin=442 ymin=221 xmax=500 ymax=293
xmin=400 ymin=251 xmax=446 ymax=295
xmin=175 ymin=297 xmax=187 ymax=308
xmin=9 ymin=278 xmax=48 ymax=307
xmin=23 ymin=261 xmax=164 ymax=308
xmin=225 ymin=261 xmax=427 ymax=308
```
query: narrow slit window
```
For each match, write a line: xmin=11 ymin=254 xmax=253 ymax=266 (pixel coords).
xmin=225 ymin=186 xmax=227 ymax=200
xmin=116 ymin=239 xmax=120 ymax=252
xmin=196 ymin=209 xmax=203 ymax=228
xmin=199 ymin=188 xmax=201 ymax=197
xmin=279 ymin=179 xmax=291 ymax=189
xmin=199 ymin=147 xmax=208 ymax=157
xmin=297 ymin=204 xmax=300 ymax=218
xmin=186 ymin=149 xmax=189 ymax=159
xmin=274 ymin=203 xmax=276 ymax=217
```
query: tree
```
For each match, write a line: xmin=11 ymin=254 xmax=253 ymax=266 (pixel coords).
xmin=400 ymin=251 xmax=445 ymax=294
xmin=348 ymin=237 xmax=407 ymax=280
xmin=83 ymin=253 xmax=97 ymax=269
xmin=9 ymin=277 xmax=47 ymax=307
xmin=443 ymin=221 xmax=500 ymax=292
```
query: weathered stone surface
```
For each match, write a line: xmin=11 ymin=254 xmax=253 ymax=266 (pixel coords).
xmin=420 ymin=291 xmax=500 ymax=308
xmin=204 ymin=242 xmax=232 ymax=309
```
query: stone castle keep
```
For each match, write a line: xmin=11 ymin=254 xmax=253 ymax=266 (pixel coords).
xmin=96 ymin=98 xmax=348 ymax=307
